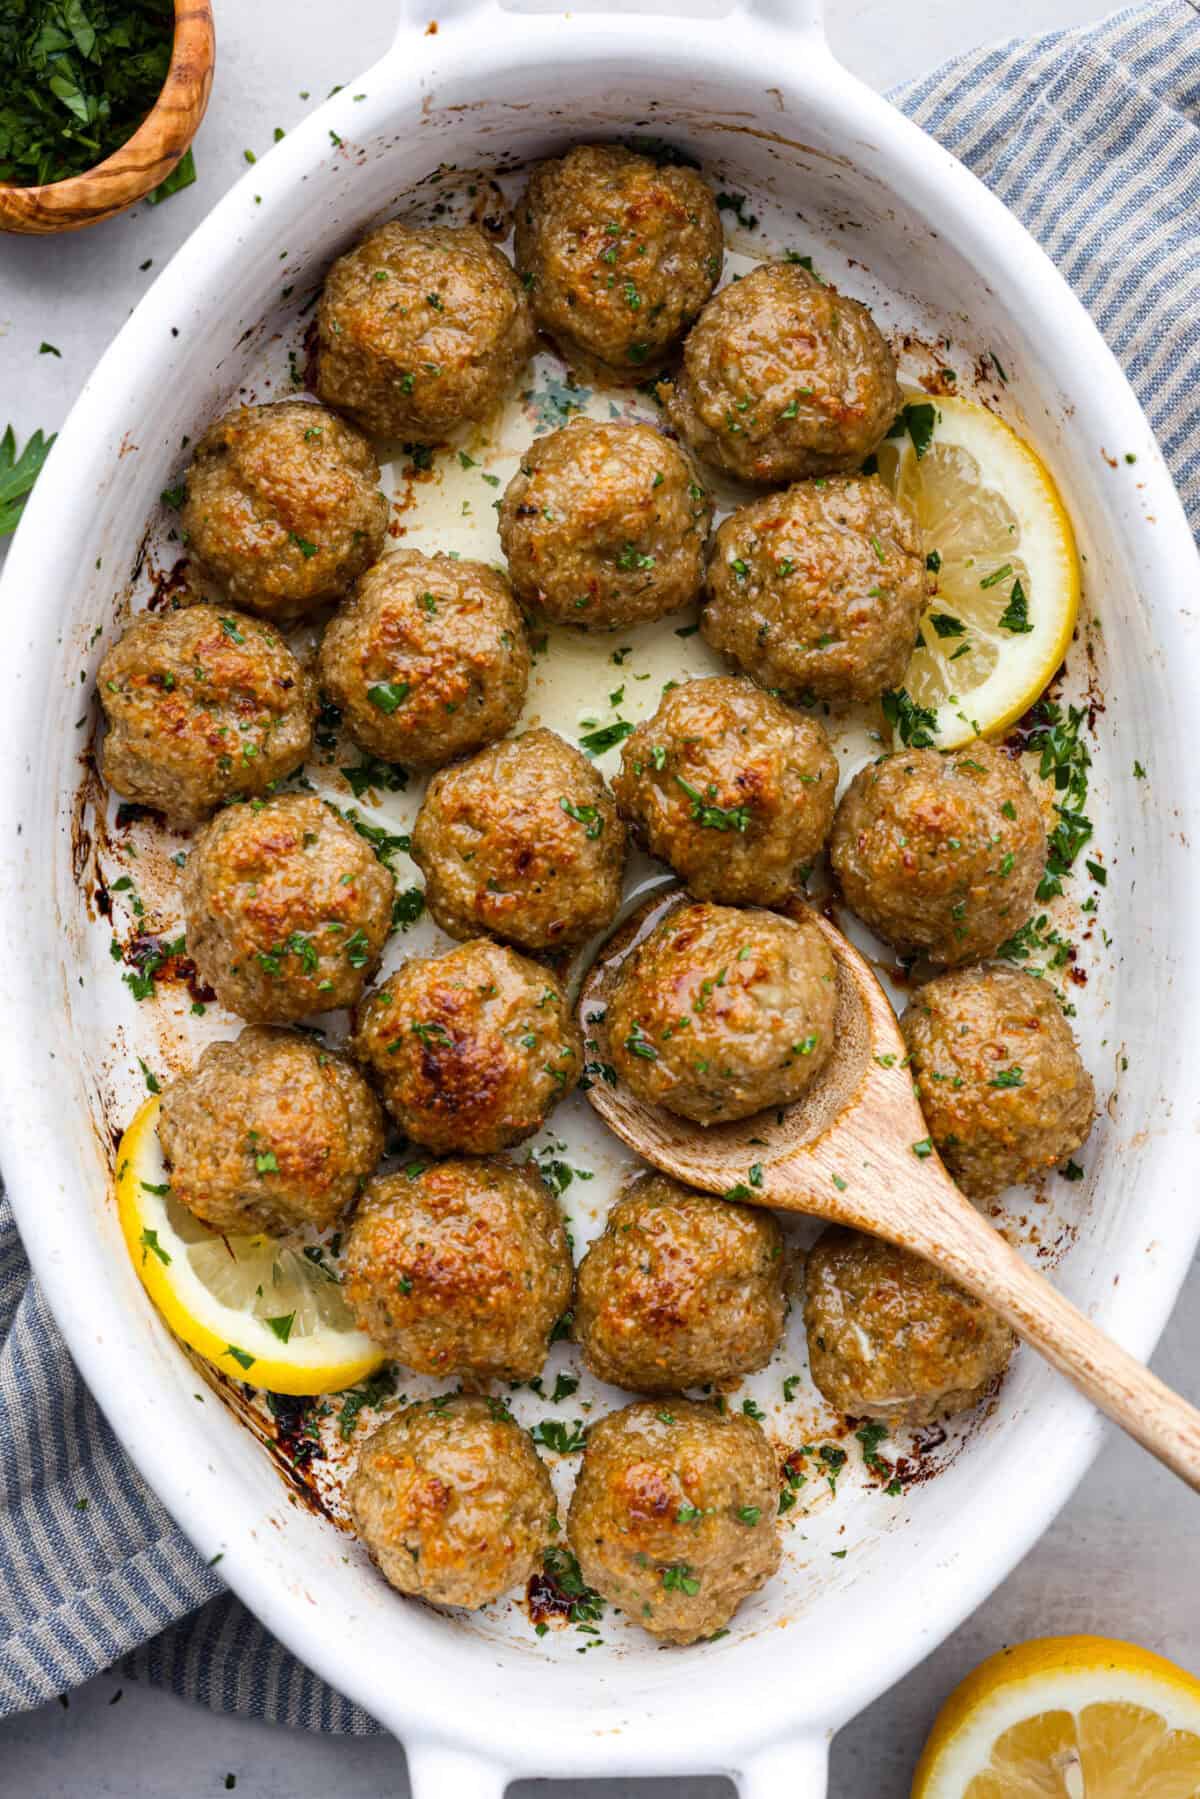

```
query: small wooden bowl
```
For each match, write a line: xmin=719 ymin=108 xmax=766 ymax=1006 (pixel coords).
xmin=0 ymin=1 xmax=215 ymax=235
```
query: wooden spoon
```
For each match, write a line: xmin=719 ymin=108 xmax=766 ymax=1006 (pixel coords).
xmin=579 ymin=886 xmax=1200 ymax=1490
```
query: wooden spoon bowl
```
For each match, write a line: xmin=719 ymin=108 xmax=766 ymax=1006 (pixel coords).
xmin=580 ymin=887 xmax=1200 ymax=1490
xmin=0 ymin=1 xmax=215 ymax=235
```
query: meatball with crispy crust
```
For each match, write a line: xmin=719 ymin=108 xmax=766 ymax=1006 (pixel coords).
xmin=98 ymin=604 xmax=315 ymax=829
xmin=514 ymin=144 xmax=723 ymax=375
xmin=183 ymin=794 xmax=395 ymax=1023
xmin=804 ymin=1226 xmax=1014 ymax=1424
xmin=316 ymin=223 xmax=535 ymax=439
xmin=348 ymin=1396 xmax=555 ymax=1610
xmin=574 ymin=1172 xmax=786 ymax=1393
xmin=318 ymin=550 xmax=530 ymax=768
xmin=702 ymin=477 xmax=926 ymax=704
xmin=614 ymin=676 xmax=837 ymax=904
xmin=830 ymin=744 xmax=1045 ymax=965
xmin=666 ymin=261 xmax=900 ymax=483
xmin=606 ymin=899 xmax=836 ymax=1124
xmin=498 ymin=419 xmax=712 ymax=630
xmin=342 ymin=1159 xmax=572 ymax=1382
xmin=567 ymin=1400 xmax=781 ymax=1645
xmin=158 ymin=1027 xmax=384 ymax=1235
xmin=901 ymin=964 xmax=1094 ymax=1198
xmin=352 ymin=939 xmax=581 ymax=1154
xmin=180 ymin=402 xmax=387 ymax=622
xmin=411 ymin=728 xmax=626 ymax=951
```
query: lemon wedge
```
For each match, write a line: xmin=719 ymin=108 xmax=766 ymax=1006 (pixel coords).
xmin=875 ymin=395 xmax=1080 ymax=749
xmin=115 ymin=1097 xmax=385 ymax=1395
xmin=912 ymin=1634 xmax=1200 ymax=1798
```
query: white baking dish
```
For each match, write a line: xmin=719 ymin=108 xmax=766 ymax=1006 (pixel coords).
xmin=3 ymin=2 xmax=1199 ymax=1792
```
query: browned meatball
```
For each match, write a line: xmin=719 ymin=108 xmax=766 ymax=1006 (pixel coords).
xmin=614 ymin=676 xmax=836 ymax=904
xmin=900 ymin=965 xmax=1094 ymax=1198
xmin=514 ymin=144 xmax=723 ymax=375
xmin=97 ymin=605 xmax=314 ymax=829
xmin=316 ymin=223 xmax=534 ymax=438
xmin=180 ymin=402 xmax=387 ymax=622
xmin=803 ymin=1226 xmax=1014 ymax=1424
xmin=351 ymin=939 xmax=581 ymax=1154
xmin=411 ymin=728 xmax=626 ymax=951
xmin=318 ymin=550 xmax=529 ymax=768
xmin=348 ymin=1396 xmax=555 ymax=1609
xmin=606 ymin=899 xmax=836 ymax=1124
xmin=342 ymin=1159 xmax=572 ymax=1381
xmin=665 ymin=261 xmax=900 ymax=484
xmin=702 ymin=477 xmax=926 ymax=703
xmin=830 ymin=744 xmax=1046 ymax=965
xmin=183 ymin=794 xmax=395 ymax=1022
xmin=497 ymin=419 xmax=712 ymax=629
xmin=158 ymin=1027 xmax=384 ymax=1235
xmin=574 ymin=1172 xmax=786 ymax=1392
xmin=567 ymin=1400 xmax=781 ymax=1645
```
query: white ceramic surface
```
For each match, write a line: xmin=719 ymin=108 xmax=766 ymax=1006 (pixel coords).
xmin=2 ymin=1 xmax=1199 ymax=1795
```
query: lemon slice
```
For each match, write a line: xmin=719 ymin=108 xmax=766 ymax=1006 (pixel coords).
xmin=875 ymin=396 xmax=1080 ymax=749
xmin=912 ymin=1634 xmax=1200 ymax=1797
xmin=115 ymin=1097 xmax=385 ymax=1395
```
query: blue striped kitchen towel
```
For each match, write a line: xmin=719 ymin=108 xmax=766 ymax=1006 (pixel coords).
xmin=0 ymin=0 xmax=1197 ymax=1736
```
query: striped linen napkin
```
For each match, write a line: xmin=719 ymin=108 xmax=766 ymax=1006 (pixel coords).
xmin=1 ymin=0 xmax=1197 ymax=1734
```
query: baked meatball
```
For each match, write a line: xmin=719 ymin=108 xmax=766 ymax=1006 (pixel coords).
xmin=514 ymin=144 xmax=723 ymax=375
xmin=351 ymin=939 xmax=581 ymax=1154
xmin=567 ymin=1400 xmax=781 ymax=1645
xmin=614 ymin=676 xmax=837 ymax=904
xmin=316 ymin=223 xmax=534 ymax=439
xmin=342 ymin=1158 xmax=572 ymax=1381
xmin=348 ymin=1396 xmax=555 ymax=1610
xmin=900 ymin=965 xmax=1095 ymax=1198
xmin=411 ymin=728 xmax=626 ymax=951
xmin=574 ymin=1172 xmax=786 ymax=1392
xmin=830 ymin=744 xmax=1045 ymax=965
xmin=318 ymin=550 xmax=529 ymax=768
xmin=97 ymin=604 xmax=314 ymax=829
xmin=702 ymin=477 xmax=926 ymax=704
xmin=804 ymin=1226 xmax=1014 ymax=1424
xmin=606 ymin=900 xmax=836 ymax=1124
xmin=183 ymin=794 xmax=394 ymax=1022
xmin=180 ymin=402 xmax=387 ymax=622
xmin=665 ymin=261 xmax=901 ymax=484
xmin=497 ymin=419 xmax=712 ymax=629
xmin=158 ymin=1027 xmax=384 ymax=1235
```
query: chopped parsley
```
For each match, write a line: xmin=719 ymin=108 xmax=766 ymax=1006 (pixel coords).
xmin=881 ymin=687 xmax=938 ymax=749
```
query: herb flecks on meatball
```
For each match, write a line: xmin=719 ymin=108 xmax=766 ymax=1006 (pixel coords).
xmin=158 ymin=1027 xmax=384 ymax=1235
xmin=901 ymin=964 xmax=1095 ymax=1198
xmin=665 ymin=261 xmax=901 ymax=484
xmin=98 ymin=604 xmax=315 ymax=828
xmin=343 ymin=1159 xmax=572 ymax=1382
xmin=703 ymin=476 xmax=926 ymax=704
xmin=349 ymin=1396 xmax=555 ymax=1609
xmin=498 ymin=419 xmax=712 ymax=630
xmin=606 ymin=899 xmax=837 ymax=1124
xmin=515 ymin=144 xmax=723 ymax=375
xmin=614 ymin=675 xmax=836 ymax=904
xmin=317 ymin=223 xmax=535 ymax=439
xmin=318 ymin=550 xmax=530 ymax=769
xmin=411 ymin=727 xmax=626 ymax=951
xmin=575 ymin=1172 xmax=786 ymax=1392
xmin=829 ymin=743 xmax=1046 ymax=965
xmin=803 ymin=1226 xmax=1014 ymax=1424
xmin=567 ymin=1400 xmax=781 ymax=1645
xmin=183 ymin=793 xmax=395 ymax=1023
xmin=180 ymin=401 xmax=387 ymax=621
xmin=352 ymin=939 xmax=581 ymax=1154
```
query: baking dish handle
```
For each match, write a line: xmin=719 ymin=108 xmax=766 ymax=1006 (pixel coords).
xmin=737 ymin=1736 xmax=831 ymax=1797
xmin=405 ymin=1740 xmax=510 ymax=1798
xmin=393 ymin=0 xmax=825 ymax=39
